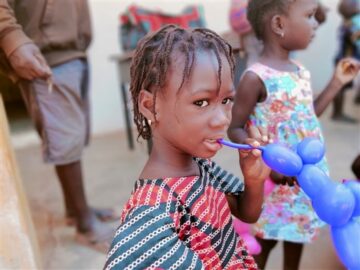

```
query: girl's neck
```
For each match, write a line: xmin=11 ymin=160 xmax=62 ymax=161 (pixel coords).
xmin=139 ymin=139 xmax=199 ymax=180
xmin=260 ymin=42 xmax=296 ymax=72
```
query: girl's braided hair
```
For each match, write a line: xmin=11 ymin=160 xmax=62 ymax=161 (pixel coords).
xmin=130 ymin=24 xmax=235 ymax=140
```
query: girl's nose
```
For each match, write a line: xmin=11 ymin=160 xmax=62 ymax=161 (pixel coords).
xmin=209 ymin=106 xmax=231 ymax=128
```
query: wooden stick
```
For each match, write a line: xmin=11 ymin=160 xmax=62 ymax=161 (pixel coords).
xmin=0 ymin=94 xmax=41 ymax=269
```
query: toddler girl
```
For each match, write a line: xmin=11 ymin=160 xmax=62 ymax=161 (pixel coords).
xmin=228 ymin=0 xmax=360 ymax=269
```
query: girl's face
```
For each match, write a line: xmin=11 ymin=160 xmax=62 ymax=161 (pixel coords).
xmin=282 ymin=0 xmax=319 ymax=50
xmin=154 ymin=50 xmax=234 ymax=159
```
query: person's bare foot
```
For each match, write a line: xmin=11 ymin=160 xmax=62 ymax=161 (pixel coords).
xmin=66 ymin=207 xmax=120 ymax=226
xmin=75 ymin=216 xmax=116 ymax=254
xmin=354 ymin=94 xmax=360 ymax=104
xmin=331 ymin=114 xmax=358 ymax=124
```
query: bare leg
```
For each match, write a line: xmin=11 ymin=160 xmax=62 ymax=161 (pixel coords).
xmin=332 ymin=90 xmax=345 ymax=119
xmin=353 ymin=73 xmax=360 ymax=104
xmin=253 ymin=237 xmax=278 ymax=269
xmin=55 ymin=161 xmax=115 ymax=253
xmin=55 ymin=160 xmax=94 ymax=232
xmin=355 ymin=92 xmax=360 ymax=104
xmin=283 ymin=241 xmax=303 ymax=270
xmin=351 ymin=154 xmax=360 ymax=180
xmin=332 ymin=84 xmax=357 ymax=123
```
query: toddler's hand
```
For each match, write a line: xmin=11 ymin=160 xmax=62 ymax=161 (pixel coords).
xmin=270 ymin=170 xmax=297 ymax=186
xmin=334 ymin=57 xmax=360 ymax=86
xmin=239 ymin=126 xmax=271 ymax=185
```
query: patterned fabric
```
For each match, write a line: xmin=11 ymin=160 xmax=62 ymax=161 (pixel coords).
xmin=104 ymin=159 xmax=258 ymax=270
xmin=119 ymin=5 xmax=206 ymax=51
xmin=229 ymin=0 xmax=252 ymax=35
xmin=245 ymin=62 xmax=328 ymax=243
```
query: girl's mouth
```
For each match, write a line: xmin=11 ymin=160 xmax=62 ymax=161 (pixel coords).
xmin=204 ymin=138 xmax=223 ymax=152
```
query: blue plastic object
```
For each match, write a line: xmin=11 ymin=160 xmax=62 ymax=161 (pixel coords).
xmin=219 ymin=137 xmax=360 ymax=269
xmin=312 ymin=182 xmax=355 ymax=227
xmin=344 ymin=180 xmax=360 ymax=217
xmin=297 ymin=164 xmax=329 ymax=198
xmin=218 ymin=139 xmax=265 ymax=151
xmin=218 ymin=139 xmax=303 ymax=176
xmin=331 ymin=219 xmax=360 ymax=270
xmin=297 ymin=137 xmax=325 ymax=164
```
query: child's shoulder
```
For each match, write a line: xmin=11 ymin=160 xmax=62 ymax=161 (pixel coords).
xmin=246 ymin=61 xmax=266 ymax=72
xmin=291 ymin=59 xmax=307 ymax=70
xmin=195 ymin=158 xmax=229 ymax=177
xmin=244 ymin=60 xmax=310 ymax=81
xmin=245 ymin=61 xmax=279 ymax=77
xmin=246 ymin=60 xmax=307 ymax=72
xmin=197 ymin=158 xmax=245 ymax=194
xmin=243 ymin=62 xmax=277 ymax=82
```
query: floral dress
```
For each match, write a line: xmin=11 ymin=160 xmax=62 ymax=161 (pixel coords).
xmin=104 ymin=159 xmax=257 ymax=270
xmin=246 ymin=62 xmax=328 ymax=243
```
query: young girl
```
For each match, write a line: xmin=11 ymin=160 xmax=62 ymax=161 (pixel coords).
xmin=227 ymin=0 xmax=360 ymax=269
xmin=104 ymin=25 xmax=271 ymax=269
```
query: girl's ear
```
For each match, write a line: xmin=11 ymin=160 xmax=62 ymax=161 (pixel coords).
xmin=271 ymin=15 xmax=285 ymax=37
xmin=138 ymin=89 xmax=155 ymax=122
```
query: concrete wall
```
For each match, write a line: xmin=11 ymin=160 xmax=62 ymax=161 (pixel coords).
xmin=88 ymin=0 xmax=342 ymax=135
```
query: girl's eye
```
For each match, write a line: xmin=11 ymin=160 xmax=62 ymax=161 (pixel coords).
xmin=222 ymin=97 xmax=234 ymax=105
xmin=194 ymin=100 xmax=209 ymax=107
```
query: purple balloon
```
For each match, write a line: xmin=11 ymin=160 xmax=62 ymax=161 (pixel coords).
xmin=344 ymin=180 xmax=360 ymax=217
xmin=261 ymin=143 xmax=303 ymax=177
xmin=218 ymin=139 xmax=303 ymax=176
xmin=312 ymin=182 xmax=356 ymax=227
xmin=331 ymin=219 xmax=360 ymax=269
xmin=297 ymin=165 xmax=330 ymax=198
xmin=297 ymin=137 xmax=325 ymax=164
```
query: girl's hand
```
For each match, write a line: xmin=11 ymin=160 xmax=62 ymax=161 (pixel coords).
xmin=334 ymin=57 xmax=360 ymax=86
xmin=239 ymin=126 xmax=271 ymax=185
xmin=270 ymin=170 xmax=297 ymax=186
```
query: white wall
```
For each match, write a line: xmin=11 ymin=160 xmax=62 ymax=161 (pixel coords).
xmin=88 ymin=0 xmax=342 ymax=135
xmin=296 ymin=0 xmax=342 ymax=93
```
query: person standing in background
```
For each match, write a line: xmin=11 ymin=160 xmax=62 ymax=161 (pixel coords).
xmin=332 ymin=0 xmax=360 ymax=122
xmin=0 ymin=0 xmax=117 ymax=253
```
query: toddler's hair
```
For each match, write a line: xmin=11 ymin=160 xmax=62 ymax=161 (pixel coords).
xmin=130 ymin=24 xmax=235 ymax=140
xmin=247 ymin=0 xmax=295 ymax=40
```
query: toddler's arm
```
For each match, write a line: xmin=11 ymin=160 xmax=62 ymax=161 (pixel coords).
xmin=228 ymin=71 xmax=266 ymax=143
xmin=226 ymin=72 xmax=269 ymax=223
xmin=314 ymin=58 xmax=360 ymax=116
